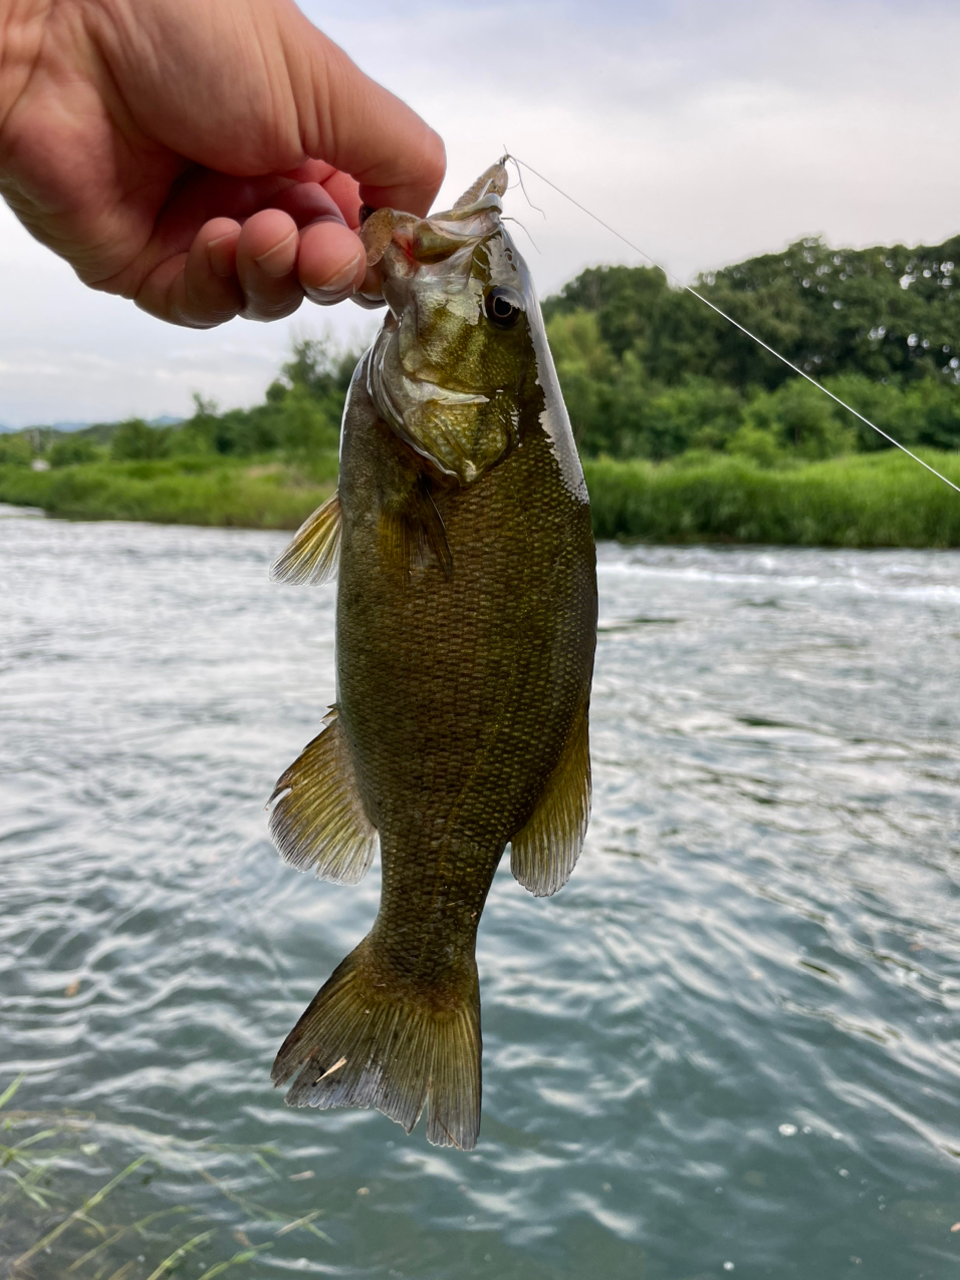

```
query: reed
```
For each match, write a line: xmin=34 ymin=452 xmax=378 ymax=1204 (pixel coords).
xmin=582 ymin=449 xmax=960 ymax=547
xmin=0 ymin=457 xmax=337 ymax=530
xmin=0 ymin=1075 xmax=332 ymax=1279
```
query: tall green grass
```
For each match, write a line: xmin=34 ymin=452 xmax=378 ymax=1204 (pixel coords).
xmin=0 ymin=456 xmax=337 ymax=530
xmin=3 ymin=448 xmax=960 ymax=546
xmin=0 ymin=1075 xmax=332 ymax=1279
xmin=582 ymin=448 xmax=960 ymax=547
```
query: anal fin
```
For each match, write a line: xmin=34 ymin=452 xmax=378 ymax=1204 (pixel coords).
xmin=510 ymin=707 xmax=591 ymax=898
xmin=271 ymin=491 xmax=341 ymax=585
xmin=269 ymin=707 xmax=377 ymax=884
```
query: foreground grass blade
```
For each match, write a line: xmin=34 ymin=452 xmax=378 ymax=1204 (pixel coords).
xmin=195 ymin=1241 xmax=275 ymax=1278
xmin=0 ymin=1076 xmax=25 ymax=1111
xmin=13 ymin=1154 xmax=149 ymax=1265
xmin=103 ymin=1262 xmax=137 ymax=1280
xmin=143 ymin=1228 xmax=215 ymax=1280
xmin=68 ymin=1207 xmax=191 ymax=1272
xmin=275 ymin=1209 xmax=327 ymax=1238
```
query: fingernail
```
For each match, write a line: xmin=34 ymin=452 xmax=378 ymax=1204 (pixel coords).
xmin=255 ymin=230 xmax=298 ymax=278
xmin=350 ymin=291 xmax=387 ymax=311
xmin=307 ymin=248 xmax=366 ymax=304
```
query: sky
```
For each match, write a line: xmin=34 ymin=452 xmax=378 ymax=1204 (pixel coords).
xmin=1 ymin=0 xmax=958 ymax=427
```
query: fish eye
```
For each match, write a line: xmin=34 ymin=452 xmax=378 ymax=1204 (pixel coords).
xmin=484 ymin=287 xmax=523 ymax=329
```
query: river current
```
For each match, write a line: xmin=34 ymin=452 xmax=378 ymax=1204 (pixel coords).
xmin=1 ymin=509 xmax=958 ymax=1279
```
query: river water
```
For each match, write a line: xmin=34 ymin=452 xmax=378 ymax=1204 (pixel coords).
xmin=1 ymin=509 xmax=958 ymax=1280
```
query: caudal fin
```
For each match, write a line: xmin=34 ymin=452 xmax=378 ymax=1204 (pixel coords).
xmin=272 ymin=938 xmax=482 ymax=1150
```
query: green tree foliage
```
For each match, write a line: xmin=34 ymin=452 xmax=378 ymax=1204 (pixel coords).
xmin=48 ymin=436 xmax=98 ymax=467
xmin=544 ymin=232 xmax=960 ymax=461
xmin=545 ymin=235 xmax=960 ymax=390
xmin=0 ymin=433 xmax=33 ymax=466
xmin=174 ymin=338 xmax=353 ymax=460
xmin=111 ymin=418 xmax=172 ymax=460
xmin=280 ymin=337 xmax=356 ymax=399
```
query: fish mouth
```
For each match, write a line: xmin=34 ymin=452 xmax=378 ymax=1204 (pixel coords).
xmin=402 ymin=199 xmax=502 ymax=266
xmin=360 ymin=160 xmax=509 ymax=271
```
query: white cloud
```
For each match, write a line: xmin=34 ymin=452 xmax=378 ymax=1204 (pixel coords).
xmin=0 ymin=0 xmax=957 ymax=426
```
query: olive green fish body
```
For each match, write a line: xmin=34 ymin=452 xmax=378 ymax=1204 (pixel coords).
xmin=269 ymin=162 xmax=597 ymax=1149
xmin=339 ymin=371 xmax=596 ymax=965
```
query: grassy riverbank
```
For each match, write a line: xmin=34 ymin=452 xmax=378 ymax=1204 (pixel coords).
xmin=584 ymin=448 xmax=960 ymax=547
xmin=0 ymin=453 xmax=337 ymax=529
xmin=3 ymin=447 xmax=959 ymax=547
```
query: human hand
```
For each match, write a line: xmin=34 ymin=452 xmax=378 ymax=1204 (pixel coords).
xmin=0 ymin=0 xmax=444 ymax=326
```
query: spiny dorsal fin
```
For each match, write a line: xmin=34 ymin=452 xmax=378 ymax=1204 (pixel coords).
xmin=268 ymin=707 xmax=377 ymax=885
xmin=271 ymin=491 xmax=341 ymax=585
xmin=273 ymin=935 xmax=482 ymax=1150
xmin=510 ymin=707 xmax=591 ymax=898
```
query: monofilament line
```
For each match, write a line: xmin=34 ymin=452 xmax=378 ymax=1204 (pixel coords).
xmin=507 ymin=154 xmax=960 ymax=497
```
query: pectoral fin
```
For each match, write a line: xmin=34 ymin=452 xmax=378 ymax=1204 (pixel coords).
xmin=271 ymin=492 xmax=341 ymax=585
xmin=510 ymin=708 xmax=591 ymax=898
xmin=378 ymin=477 xmax=452 ymax=578
xmin=269 ymin=707 xmax=377 ymax=884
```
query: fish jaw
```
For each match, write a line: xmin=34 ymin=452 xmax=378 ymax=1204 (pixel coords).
xmin=355 ymin=159 xmax=586 ymax=501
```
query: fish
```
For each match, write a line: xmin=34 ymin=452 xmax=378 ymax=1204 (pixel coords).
xmin=267 ymin=160 xmax=597 ymax=1150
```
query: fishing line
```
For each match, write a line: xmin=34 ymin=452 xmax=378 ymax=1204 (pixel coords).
xmin=501 ymin=215 xmax=542 ymax=256
xmin=503 ymin=147 xmax=546 ymax=220
xmin=506 ymin=154 xmax=960 ymax=497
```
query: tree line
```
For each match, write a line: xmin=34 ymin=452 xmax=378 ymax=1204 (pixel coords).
xmin=542 ymin=233 xmax=960 ymax=462
xmin=2 ymin=230 xmax=958 ymax=470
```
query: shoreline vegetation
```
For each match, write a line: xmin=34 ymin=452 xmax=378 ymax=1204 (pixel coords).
xmin=0 ymin=1073 xmax=334 ymax=1276
xmin=2 ymin=232 xmax=959 ymax=547
xmin=2 ymin=448 xmax=960 ymax=548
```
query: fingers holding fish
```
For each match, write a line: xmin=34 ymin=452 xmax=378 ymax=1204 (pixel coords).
xmin=297 ymin=220 xmax=373 ymax=306
xmin=129 ymin=169 xmax=380 ymax=325
xmin=133 ymin=218 xmax=245 ymax=329
xmin=232 ymin=208 xmax=305 ymax=321
xmin=181 ymin=210 xmax=370 ymax=324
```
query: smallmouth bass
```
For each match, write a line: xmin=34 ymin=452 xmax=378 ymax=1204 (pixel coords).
xmin=268 ymin=160 xmax=597 ymax=1150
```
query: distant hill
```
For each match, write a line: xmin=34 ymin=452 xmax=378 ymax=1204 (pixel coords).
xmin=0 ymin=415 xmax=183 ymax=436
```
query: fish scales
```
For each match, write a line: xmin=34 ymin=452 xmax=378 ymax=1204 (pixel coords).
xmin=339 ymin=380 xmax=594 ymax=970
xmin=269 ymin=160 xmax=597 ymax=1149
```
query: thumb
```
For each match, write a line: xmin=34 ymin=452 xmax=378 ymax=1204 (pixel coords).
xmin=285 ymin=14 xmax=446 ymax=216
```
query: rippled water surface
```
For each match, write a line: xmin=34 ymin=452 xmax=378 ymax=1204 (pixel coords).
xmin=1 ymin=509 xmax=959 ymax=1279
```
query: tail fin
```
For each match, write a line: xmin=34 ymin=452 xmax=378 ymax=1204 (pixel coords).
xmin=272 ymin=938 xmax=482 ymax=1150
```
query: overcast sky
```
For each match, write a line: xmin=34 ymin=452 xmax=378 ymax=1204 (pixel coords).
xmin=1 ymin=0 xmax=957 ymax=427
